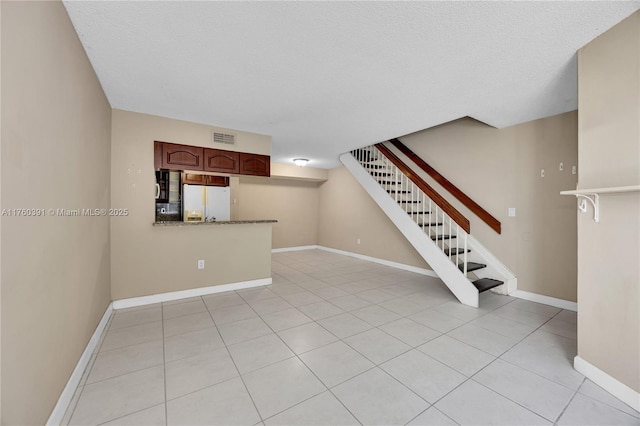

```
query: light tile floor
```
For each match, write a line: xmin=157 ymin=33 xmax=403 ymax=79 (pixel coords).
xmin=64 ymin=249 xmax=640 ymax=425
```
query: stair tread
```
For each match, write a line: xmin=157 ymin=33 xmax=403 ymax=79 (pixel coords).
xmin=369 ymin=172 xmax=393 ymax=177
xmin=472 ymin=278 xmax=504 ymax=293
xmin=387 ymin=190 xmax=411 ymax=194
xmin=408 ymin=211 xmax=432 ymax=214
xmin=458 ymin=262 xmax=486 ymax=273
xmin=431 ymin=235 xmax=456 ymax=241
xmin=377 ymin=180 xmax=400 ymax=185
xmin=398 ymin=200 xmax=421 ymax=203
xmin=418 ymin=222 xmax=444 ymax=226
xmin=444 ymin=248 xmax=471 ymax=255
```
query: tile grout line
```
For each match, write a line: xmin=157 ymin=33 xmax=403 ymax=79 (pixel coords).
xmin=428 ymin=311 xmax=579 ymax=423
xmin=570 ymin=384 xmax=640 ymax=420
xmin=333 ymin=292 xmax=565 ymax=423
xmin=207 ymin=291 xmax=266 ymax=424
xmin=263 ymin=315 xmax=368 ymax=425
xmin=80 ymin=251 xmax=588 ymax=425
xmin=94 ymin=402 xmax=166 ymax=426
xmin=62 ymin=312 xmax=116 ymax=424
xmin=553 ymin=377 xmax=586 ymax=425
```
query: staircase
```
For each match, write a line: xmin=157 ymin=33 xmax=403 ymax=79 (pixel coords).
xmin=340 ymin=144 xmax=516 ymax=308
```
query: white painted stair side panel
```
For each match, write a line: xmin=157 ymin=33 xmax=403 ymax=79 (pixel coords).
xmin=466 ymin=235 xmax=517 ymax=295
xmin=340 ymin=153 xmax=479 ymax=307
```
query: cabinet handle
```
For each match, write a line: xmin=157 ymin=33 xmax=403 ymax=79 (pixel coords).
xmin=155 ymin=183 xmax=160 ymax=199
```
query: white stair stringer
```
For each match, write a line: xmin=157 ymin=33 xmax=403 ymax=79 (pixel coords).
xmin=340 ymin=153 xmax=480 ymax=307
xmin=465 ymin=235 xmax=517 ymax=295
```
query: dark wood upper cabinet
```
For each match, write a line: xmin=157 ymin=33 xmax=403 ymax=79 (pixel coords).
xmin=182 ymin=172 xmax=207 ymax=185
xmin=154 ymin=141 xmax=163 ymax=169
xmin=182 ymin=172 xmax=229 ymax=187
xmin=206 ymin=175 xmax=230 ymax=187
xmin=204 ymin=149 xmax=240 ymax=174
xmin=155 ymin=141 xmax=269 ymax=176
xmin=161 ymin=142 xmax=204 ymax=170
xmin=239 ymin=153 xmax=270 ymax=177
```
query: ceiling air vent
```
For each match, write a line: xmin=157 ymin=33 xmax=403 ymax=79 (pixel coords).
xmin=212 ymin=131 xmax=236 ymax=145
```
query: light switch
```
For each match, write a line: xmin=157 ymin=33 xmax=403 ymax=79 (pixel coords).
xmin=572 ymin=165 xmax=577 ymax=175
xmin=559 ymin=162 xmax=564 ymax=171
xmin=540 ymin=169 xmax=545 ymax=178
xmin=508 ymin=208 xmax=516 ymax=217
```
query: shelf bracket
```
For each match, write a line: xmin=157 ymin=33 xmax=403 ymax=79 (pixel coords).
xmin=575 ymin=193 xmax=599 ymax=223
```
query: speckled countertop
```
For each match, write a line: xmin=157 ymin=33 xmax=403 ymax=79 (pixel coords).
xmin=153 ymin=220 xmax=277 ymax=226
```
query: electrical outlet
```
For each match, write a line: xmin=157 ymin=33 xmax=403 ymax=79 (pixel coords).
xmin=357 ymin=238 xmax=361 ymax=245
xmin=559 ymin=162 xmax=564 ymax=171
xmin=540 ymin=169 xmax=545 ymax=178
xmin=197 ymin=260 xmax=205 ymax=269
xmin=508 ymin=208 xmax=516 ymax=217
xmin=572 ymin=165 xmax=577 ymax=175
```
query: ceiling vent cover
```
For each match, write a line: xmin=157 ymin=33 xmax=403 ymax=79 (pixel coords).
xmin=212 ymin=131 xmax=236 ymax=145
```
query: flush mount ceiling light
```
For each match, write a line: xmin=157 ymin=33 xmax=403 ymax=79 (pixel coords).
xmin=293 ymin=158 xmax=309 ymax=167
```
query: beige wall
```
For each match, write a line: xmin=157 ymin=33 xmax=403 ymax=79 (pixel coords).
xmin=318 ymin=166 xmax=431 ymax=269
xmin=111 ymin=110 xmax=273 ymax=300
xmin=399 ymin=113 xmax=579 ymax=301
xmin=236 ymin=177 xmax=320 ymax=249
xmin=1 ymin=2 xmax=112 ymax=424
xmin=0 ymin=3 xmax=3 ymax=421
xmin=271 ymin=162 xmax=329 ymax=182
xmin=577 ymin=11 xmax=640 ymax=393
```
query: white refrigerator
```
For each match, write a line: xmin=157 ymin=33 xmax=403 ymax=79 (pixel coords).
xmin=183 ymin=184 xmax=231 ymax=222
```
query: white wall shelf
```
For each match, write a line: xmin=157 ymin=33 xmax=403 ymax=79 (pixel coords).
xmin=560 ymin=185 xmax=640 ymax=223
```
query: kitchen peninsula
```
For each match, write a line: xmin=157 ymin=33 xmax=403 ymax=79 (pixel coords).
xmin=111 ymin=109 xmax=276 ymax=303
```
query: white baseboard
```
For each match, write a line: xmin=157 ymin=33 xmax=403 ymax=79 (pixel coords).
xmin=46 ymin=302 xmax=113 ymax=425
xmin=272 ymin=244 xmax=438 ymax=277
xmin=275 ymin=246 xmax=578 ymax=313
xmin=511 ymin=290 xmax=578 ymax=312
xmin=316 ymin=246 xmax=438 ymax=277
xmin=574 ymin=356 xmax=640 ymax=412
xmin=112 ymin=277 xmax=272 ymax=310
xmin=272 ymin=245 xmax=319 ymax=253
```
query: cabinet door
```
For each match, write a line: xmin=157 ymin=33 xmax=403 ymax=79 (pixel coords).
xmin=154 ymin=141 xmax=163 ymax=169
xmin=182 ymin=172 xmax=207 ymax=185
xmin=239 ymin=153 xmax=270 ymax=177
xmin=206 ymin=175 xmax=230 ymax=187
xmin=161 ymin=142 xmax=204 ymax=170
xmin=204 ymin=149 xmax=240 ymax=174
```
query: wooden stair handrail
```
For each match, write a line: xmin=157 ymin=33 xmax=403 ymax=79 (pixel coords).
xmin=374 ymin=144 xmax=471 ymax=234
xmin=389 ymin=138 xmax=502 ymax=234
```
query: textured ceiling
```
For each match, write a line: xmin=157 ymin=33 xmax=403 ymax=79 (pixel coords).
xmin=63 ymin=1 xmax=639 ymax=168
